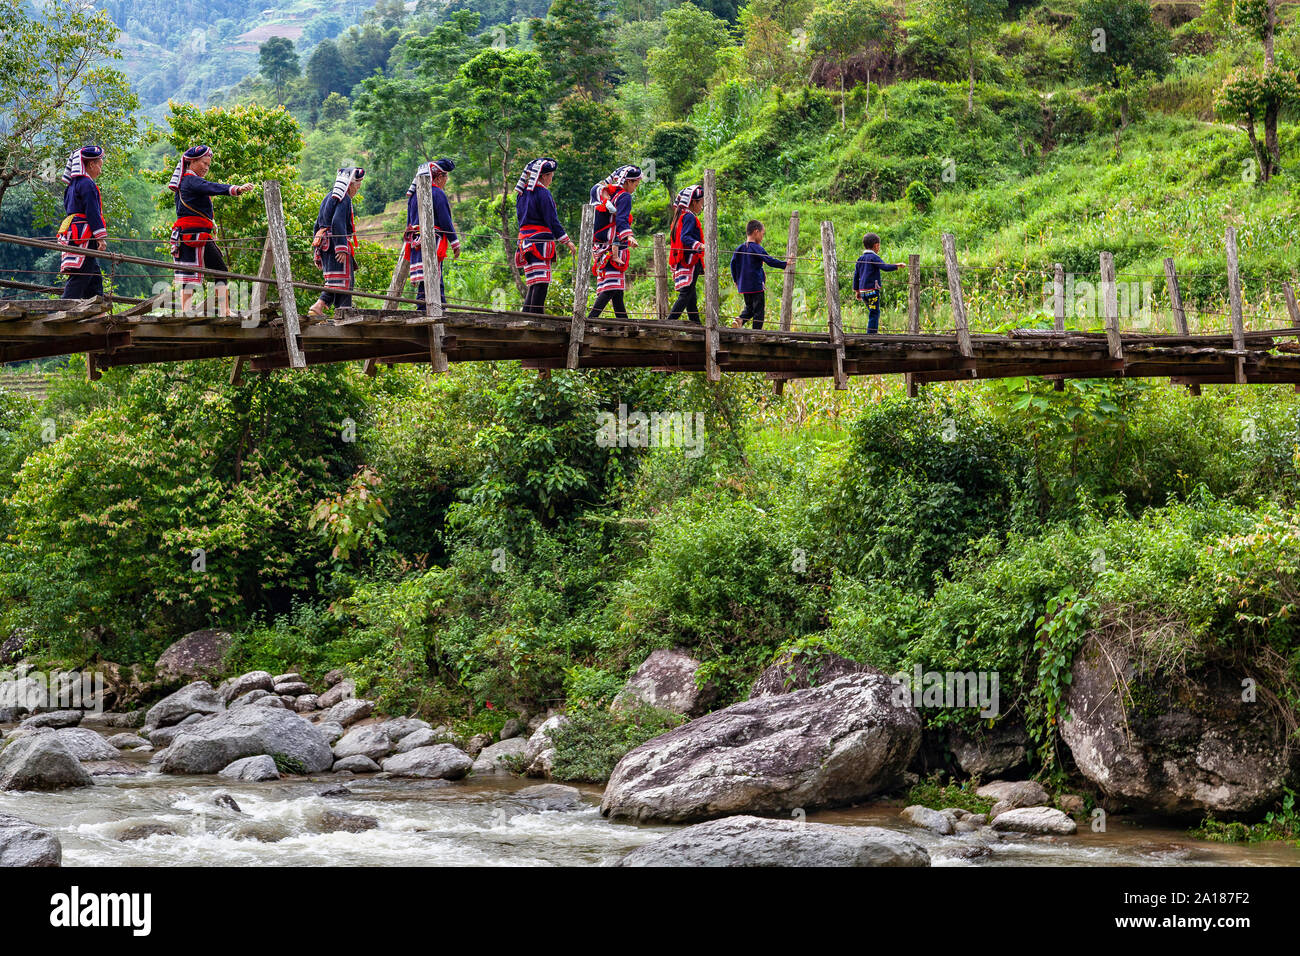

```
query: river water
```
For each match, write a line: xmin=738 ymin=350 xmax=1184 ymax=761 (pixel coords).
xmin=3 ymin=724 xmax=1298 ymax=867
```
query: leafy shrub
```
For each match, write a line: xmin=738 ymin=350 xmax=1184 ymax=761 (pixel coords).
xmin=905 ymin=179 xmax=934 ymax=213
xmin=549 ymin=703 xmax=683 ymax=783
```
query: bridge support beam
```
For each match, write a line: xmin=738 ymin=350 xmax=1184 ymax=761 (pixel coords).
xmin=568 ymin=203 xmax=595 ymax=369
xmin=703 ymin=169 xmax=721 ymax=382
xmin=820 ymin=220 xmax=847 ymax=390
xmin=414 ymin=170 xmax=448 ymax=372
xmin=905 ymin=253 xmax=921 ymax=397
xmin=940 ymin=232 xmax=975 ymax=371
xmin=1225 ymin=227 xmax=1246 ymax=384
xmin=262 ymin=180 xmax=306 ymax=369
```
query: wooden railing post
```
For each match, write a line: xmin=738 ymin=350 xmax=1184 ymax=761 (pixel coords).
xmin=940 ymin=232 xmax=974 ymax=368
xmin=364 ymin=254 xmax=412 ymax=375
xmin=414 ymin=170 xmax=447 ymax=372
xmin=246 ymin=236 xmax=274 ymax=327
xmin=567 ymin=203 xmax=595 ymax=369
xmin=820 ymin=220 xmax=847 ymax=390
xmin=1226 ymin=226 xmax=1246 ymax=384
xmin=780 ymin=211 xmax=800 ymax=333
xmin=1050 ymin=261 xmax=1066 ymax=391
xmin=653 ymin=232 xmax=668 ymax=322
xmin=905 ymin=253 xmax=921 ymax=398
xmin=1164 ymin=257 xmax=1197 ymax=394
xmin=1100 ymin=251 xmax=1122 ymax=362
xmin=702 ymin=168 xmax=721 ymax=382
xmin=261 ymin=180 xmax=306 ymax=369
xmin=1284 ymin=281 xmax=1300 ymax=325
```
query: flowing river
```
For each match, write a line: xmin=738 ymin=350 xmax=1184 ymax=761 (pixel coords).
xmin=3 ymin=723 xmax=1299 ymax=866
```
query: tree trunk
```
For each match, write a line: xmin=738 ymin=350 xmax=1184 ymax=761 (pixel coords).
xmin=967 ymin=37 xmax=975 ymax=113
xmin=1245 ymin=120 xmax=1270 ymax=183
xmin=1265 ymin=102 xmax=1281 ymax=175
xmin=840 ymin=71 xmax=846 ymax=127
xmin=865 ymin=66 xmax=871 ymax=116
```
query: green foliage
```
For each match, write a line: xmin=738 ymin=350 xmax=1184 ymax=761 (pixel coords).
xmin=647 ymin=3 xmax=734 ymax=115
xmin=1030 ymin=586 xmax=1096 ymax=768
xmin=1068 ymin=0 xmax=1172 ymax=87
xmin=1194 ymin=789 xmax=1300 ymax=844
xmin=644 ymin=122 xmax=699 ymax=194
xmin=530 ymin=0 xmax=616 ymax=99
xmin=549 ymin=703 xmax=683 ymax=782
xmin=905 ymin=179 xmax=934 ymax=212
xmin=309 ymin=466 xmax=390 ymax=563
xmin=258 ymin=36 xmax=300 ymax=101
xmin=906 ymin=772 xmax=996 ymax=812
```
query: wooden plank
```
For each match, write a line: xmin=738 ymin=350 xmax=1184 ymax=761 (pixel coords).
xmin=653 ymin=233 xmax=669 ymax=323
xmin=905 ymin=252 xmax=921 ymax=397
xmin=702 ymin=168 xmax=721 ymax=382
xmin=568 ymin=203 xmax=595 ymax=369
xmin=247 ymin=236 xmax=274 ymax=324
xmin=1225 ymin=226 xmax=1246 ymax=384
xmin=261 ymin=180 xmax=307 ymax=369
xmin=1284 ymin=281 xmax=1300 ymax=325
xmin=1100 ymin=251 xmax=1123 ymax=361
xmin=415 ymin=171 xmax=448 ymax=372
xmin=940 ymin=233 xmax=974 ymax=361
xmin=230 ymin=356 xmax=245 ymax=385
xmin=820 ymin=220 xmax=848 ymax=390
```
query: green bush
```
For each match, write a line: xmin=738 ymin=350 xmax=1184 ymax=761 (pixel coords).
xmin=549 ymin=703 xmax=684 ymax=783
xmin=905 ymin=179 xmax=935 ymax=213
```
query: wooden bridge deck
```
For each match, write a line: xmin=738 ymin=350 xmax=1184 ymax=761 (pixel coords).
xmin=2 ymin=298 xmax=1299 ymax=386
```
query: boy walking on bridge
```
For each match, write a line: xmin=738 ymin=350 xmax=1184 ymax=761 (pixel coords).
xmin=729 ymin=219 xmax=786 ymax=329
xmin=853 ymin=233 xmax=904 ymax=334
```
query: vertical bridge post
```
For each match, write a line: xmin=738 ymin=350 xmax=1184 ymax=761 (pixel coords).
xmin=905 ymin=252 xmax=921 ymax=397
xmin=568 ymin=203 xmax=595 ymax=369
xmin=1051 ymin=261 xmax=1065 ymax=391
xmin=1225 ymin=226 xmax=1247 ymax=385
xmin=819 ymin=220 xmax=847 ymax=390
xmin=773 ymin=211 xmax=800 ymax=395
xmin=1100 ymin=251 xmax=1123 ymax=363
xmin=653 ymin=232 xmax=668 ymax=322
xmin=414 ymin=170 xmax=448 ymax=372
xmin=940 ymin=232 xmax=975 ymax=373
xmin=1165 ymin=256 xmax=1198 ymax=395
xmin=702 ymin=168 xmax=721 ymax=382
xmin=262 ymin=180 xmax=306 ymax=369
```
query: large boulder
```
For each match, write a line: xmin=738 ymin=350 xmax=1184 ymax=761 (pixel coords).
xmin=45 ymin=729 xmax=118 ymax=762
xmin=616 ymin=816 xmax=930 ymax=867
xmin=218 ymin=755 xmax=280 ymax=782
xmin=0 ymin=813 xmax=61 ymax=866
xmin=523 ymin=714 xmax=569 ymax=778
xmin=0 ymin=735 xmax=93 ymax=791
xmin=749 ymin=652 xmax=878 ymax=700
xmin=380 ymin=744 xmax=473 ymax=780
xmin=220 ymin=671 xmax=274 ymax=704
xmin=948 ymin=721 xmax=1031 ymax=777
xmin=472 ymin=737 xmax=530 ymax=775
xmin=160 ymin=706 xmax=333 ymax=775
xmin=991 ymin=807 xmax=1077 ymax=836
xmin=144 ymin=682 xmax=223 ymax=730
xmin=154 ymin=630 xmax=233 ymax=682
xmin=19 ymin=710 xmax=82 ymax=730
xmin=323 ymin=698 xmax=373 ymax=728
xmin=611 ymin=649 xmax=716 ymax=717
xmin=332 ymin=725 xmax=393 ymax=762
xmin=0 ymin=676 xmax=44 ymax=711
xmin=602 ymin=674 xmax=920 ymax=824
xmin=1061 ymin=636 xmax=1292 ymax=815
xmin=317 ymin=679 xmax=355 ymax=710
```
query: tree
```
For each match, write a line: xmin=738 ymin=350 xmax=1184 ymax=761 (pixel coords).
xmin=923 ymin=0 xmax=1007 ymax=112
xmin=738 ymin=0 xmax=794 ymax=90
xmin=1068 ymin=0 xmax=1172 ymax=88
xmin=0 ymin=0 xmax=139 ymax=214
xmin=306 ymin=39 xmax=349 ymax=103
xmin=647 ymin=3 xmax=734 ymax=115
xmin=645 ymin=122 xmax=699 ymax=194
xmin=446 ymin=48 xmax=551 ymax=284
xmin=1216 ymin=0 xmax=1300 ymax=182
xmin=615 ymin=19 xmax=667 ymax=86
xmin=545 ymin=94 xmax=622 ymax=214
xmin=530 ymin=0 xmax=617 ymax=98
xmin=260 ymin=36 xmax=301 ymax=102
xmin=806 ymin=0 xmax=898 ymax=124
xmin=1096 ymin=65 xmax=1151 ymax=158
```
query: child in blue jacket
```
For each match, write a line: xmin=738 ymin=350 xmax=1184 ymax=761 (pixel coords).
xmin=853 ymin=233 xmax=903 ymax=333
xmin=729 ymin=220 xmax=786 ymax=329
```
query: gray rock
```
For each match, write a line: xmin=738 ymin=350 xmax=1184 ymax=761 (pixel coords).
xmin=382 ymin=718 xmax=432 ymax=742
xmin=293 ymin=695 xmax=319 ymax=713
xmin=220 ymin=671 xmax=274 ymax=704
xmin=394 ymin=728 xmax=440 ymax=753
xmin=332 ymin=725 xmax=393 ymax=762
xmin=148 ymin=712 xmax=205 ymax=748
xmin=0 ymin=707 xmax=24 ymax=723
xmin=154 ymin=629 xmax=232 ymax=682
xmin=271 ymin=672 xmax=302 ymax=684
xmin=278 ymin=695 xmax=296 ymax=708
xmin=0 ymin=813 xmax=61 ymax=865
xmin=1062 ymin=635 xmax=1290 ymax=815
xmin=900 ymin=805 xmax=955 ymax=835
xmin=0 ymin=735 xmax=93 ymax=791
xmin=1058 ymin=794 xmax=1087 ymax=815
xmin=322 ymin=669 xmax=346 ymax=688
xmin=47 ymin=728 xmax=118 ymax=761
xmin=317 ymin=680 xmax=355 ymax=710
xmin=616 ymin=816 xmax=930 ymax=867
xmin=601 ymin=674 xmax=920 ymax=824
xmin=332 ymin=755 xmax=381 ymax=773
xmin=100 ymin=709 xmax=146 ymax=728
xmin=990 ymin=806 xmax=1078 ymax=836
xmin=968 ymin=814 xmax=988 ymax=826
xmin=516 ymin=783 xmax=586 ymax=812
xmin=84 ymin=760 xmax=141 ymax=776
xmin=252 ymin=695 xmax=286 ymax=710
xmin=320 ymin=809 xmax=378 ymax=833
xmin=749 ymin=652 xmax=878 ymax=700
xmin=0 ymin=632 xmax=30 ymax=666
xmin=316 ymin=722 xmax=345 ymax=745
xmin=145 ymin=681 xmax=223 ymax=730
xmin=229 ymin=689 xmax=273 ymax=708
xmin=611 ymin=649 xmax=716 ymax=717
xmin=118 ymin=823 xmax=176 ymax=842
xmin=471 ymin=737 xmax=529 ymax=775
xmin=465 ymin=733 xmax=491 ymax=757
xmin=19 ymin=710 xmax=82 ymax=730
xmin=160 ymin=706 xmax=334 ymax=775
xmin=380 ymin=744 xmax=473 ymax=780
xmin=975 ymin=779 xmax=1050 ymax=809
xmin=523 ymin=714 xmax=569 ymax=779
xmin=218 ymin=755 xmax=280 ymax=782
xmin=955 ymin=819 xmax=978 ymax=833
xmin=499 ymin=718 xmax=525 ymax=741
xmin=273 ymin=681 xmax=312 ymax=697
xmin=324 ymin=698 xmax=372 ymax=728
xmin=948 ymin=721 xmax=1031 ymax=777
xmin=0 ymin=677 xmax=44 ymax=711
xmin=107 ymin=733 xmax=147 ymax=749
xmin=213 ymin=793 xmax=241 ymax=813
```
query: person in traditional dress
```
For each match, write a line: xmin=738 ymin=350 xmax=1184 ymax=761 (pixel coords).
xmin=666 ymin=184 xmax=705 ymax=323
xmin=309 ymin=166 xmax=364 ymax=317
xmin=403 ymin=158 xmax=460 ymax=306
xmin=514 ymin=158 xmax=574 ymax=314
xmin=57 ymin=146 xmax=108 ymax=300
xmin=168 ymin=145 xmax=256 ymax=316
xmin=587 ymin=164 xmax=642 ymax=321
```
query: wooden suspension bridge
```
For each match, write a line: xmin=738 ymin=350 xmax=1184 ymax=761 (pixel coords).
xmin=1 ymin=172 xmax=1299 ymax=394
